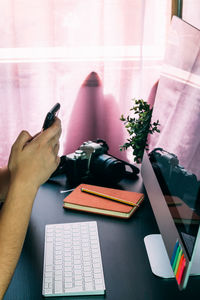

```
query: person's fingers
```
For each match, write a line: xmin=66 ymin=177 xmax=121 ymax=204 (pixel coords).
xmin=54 ymin=143 xmax=60 ymax=156
xmin=49 ymin=131 xmax=61 ymax=149
xmin=42 ymin=117 xmax=62 ymax=141
xmin=29 ymin=131 xmax=41 ymax=142
xmin=55 ymin=155 xmax=60 ymax=167
xmin=12 ymin=130 xmax=32 ymax=151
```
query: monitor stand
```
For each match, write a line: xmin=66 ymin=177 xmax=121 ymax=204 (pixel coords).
xmin=144 ymin=234 xmax=200 ymax=278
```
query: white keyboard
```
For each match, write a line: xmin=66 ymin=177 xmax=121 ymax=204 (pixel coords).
xmin=42 ymin=221 xmax=106 ymax=297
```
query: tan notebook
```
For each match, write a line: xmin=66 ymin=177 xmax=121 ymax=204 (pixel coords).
xmin=63 ymin=184 xmax=144 ymax=219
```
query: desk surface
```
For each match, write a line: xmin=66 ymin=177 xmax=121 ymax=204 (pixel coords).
xmin=4 ymin=175 xmax=200 ymax=300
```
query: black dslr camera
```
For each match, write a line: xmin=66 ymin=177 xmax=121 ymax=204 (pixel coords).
xmin=149 ymin=148 xmax=200 ymax=208
xmin=51 ymin=139 xmax=139 ymax=186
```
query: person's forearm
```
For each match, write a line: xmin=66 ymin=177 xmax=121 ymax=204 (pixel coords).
xmin=0 ymin=167 xmax=10 ymax=202
xmin=0 ymin=117 xmax=61 ymax=299
xmin=0 ymin=179 xmax=38 ymax=299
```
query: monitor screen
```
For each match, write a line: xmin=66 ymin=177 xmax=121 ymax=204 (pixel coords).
xmin=141 ymin=16 xmax=200 ymax=290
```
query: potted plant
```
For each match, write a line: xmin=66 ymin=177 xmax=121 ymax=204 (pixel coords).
xmin=120 ymin=99 xmax=160 ymax=163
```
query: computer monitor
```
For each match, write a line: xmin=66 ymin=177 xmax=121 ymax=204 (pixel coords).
xmin=141 ymin=150 xmax=200 ymax=290
xmin=141 ymin=16 xmax=200 ymax=290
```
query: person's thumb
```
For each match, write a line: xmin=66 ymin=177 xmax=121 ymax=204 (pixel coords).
xmin=14 ymin=130 xmax=32 ymax=150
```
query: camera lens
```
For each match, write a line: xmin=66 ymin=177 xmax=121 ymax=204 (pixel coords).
xmin=90 ymin=154 xmax=126 ymax=183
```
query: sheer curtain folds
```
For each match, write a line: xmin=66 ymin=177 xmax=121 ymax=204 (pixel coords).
xmin=0 ymin=0 xmax=170 ymax=166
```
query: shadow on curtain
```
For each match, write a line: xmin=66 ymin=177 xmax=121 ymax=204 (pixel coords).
xmin=63 ymin=71 xmax=126 ymax=160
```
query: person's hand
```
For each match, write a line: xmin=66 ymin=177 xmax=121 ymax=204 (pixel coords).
xmin=8 ymin=117 xmax=61 ymax=189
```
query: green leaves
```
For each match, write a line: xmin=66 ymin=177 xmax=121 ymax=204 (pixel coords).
xmin=120 ymin=99 xmax=160 ymax=163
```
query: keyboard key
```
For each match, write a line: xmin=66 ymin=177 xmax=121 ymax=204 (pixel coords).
xmin=44 ymin=288 xmax=52 ymax=294
xmin=55 ymin=281 xmax=63 ymax=293
xmin=55 ymin=274 xmax=62 ymax=280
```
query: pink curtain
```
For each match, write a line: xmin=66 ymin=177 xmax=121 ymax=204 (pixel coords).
xmin=0 ymin=0 xmax=171 ymax=166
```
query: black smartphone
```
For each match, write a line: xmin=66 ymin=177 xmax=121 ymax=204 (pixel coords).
xmin=42 ymin=103 xmax=60 ymax=130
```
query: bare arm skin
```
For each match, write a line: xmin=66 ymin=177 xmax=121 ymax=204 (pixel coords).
xmin=0 ymin=168 xmax=10 ymax=203
xmin=0 ymin=117 xmax=61 ymax=299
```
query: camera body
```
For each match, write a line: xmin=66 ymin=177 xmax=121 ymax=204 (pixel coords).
xmin=52 ymin=139 xmax=139 ymax=186
xmin=149 ymin=148 xmax=199 ymax=208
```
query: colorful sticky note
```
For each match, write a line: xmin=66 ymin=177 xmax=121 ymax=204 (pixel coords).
xmin=177 ymin=258 xmax=186 ymax=285
xmin=176 ymin=254 xmax=184 ymax=280
xmin=172 ymin=245 xmax=181 ymax=272
xmin=174 ymin=248 xmax=183 ymax=275
xmin=171 ymin=240 xmax=179 ymax=266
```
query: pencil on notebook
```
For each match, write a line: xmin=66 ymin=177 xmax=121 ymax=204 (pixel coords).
xmin=80 ymin=187 xmax=140 ymax=207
